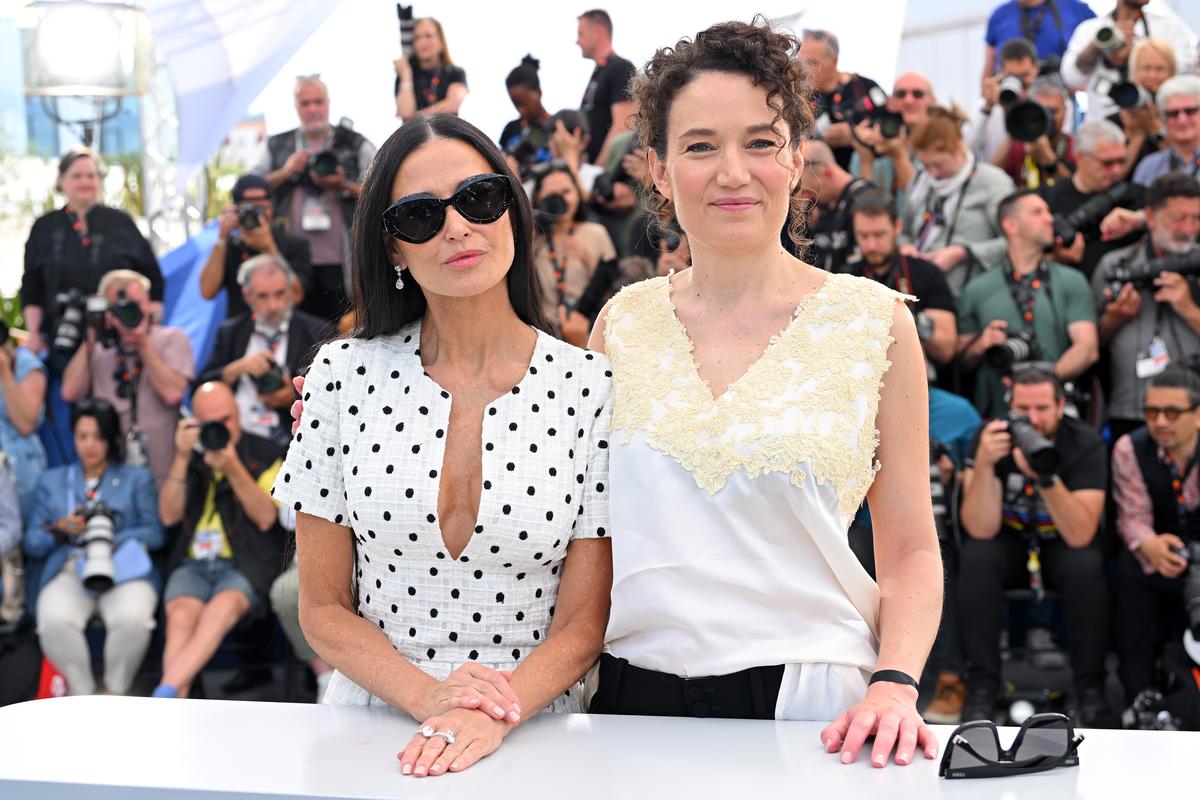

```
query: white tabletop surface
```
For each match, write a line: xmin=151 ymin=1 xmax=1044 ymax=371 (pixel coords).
xmin=0 ymin=696 xmax=1196 ymax=799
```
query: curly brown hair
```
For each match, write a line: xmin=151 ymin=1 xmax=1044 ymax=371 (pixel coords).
xmin=630 ymin=18 xmax=814 ymax=249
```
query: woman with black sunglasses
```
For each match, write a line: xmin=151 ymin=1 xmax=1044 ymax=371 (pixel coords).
xmin=273 ymin=113 xmax=612 ymax=778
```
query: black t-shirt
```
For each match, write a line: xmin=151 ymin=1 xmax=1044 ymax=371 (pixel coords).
xmin=805 ymin=178 xmax=876 ymax=271
xmin=813 ymin=74 xmax=882 ymax=171
xmin=395 ymin=60 xmax=467 ymax=111
xmin=581 ymin=54 xmax=637 ymax=163
xmin=21 ymin=205 xmax=164 ymax=334
xmin=1041 ymin=179 xmax=1145 ymax=281
xmin=221 ymin=226 xmax=313 ymax=320
xmin=965 ymin=414 xmax=1107 ymax=539
xmin=841 ymin=254 xmax=957 ymax=315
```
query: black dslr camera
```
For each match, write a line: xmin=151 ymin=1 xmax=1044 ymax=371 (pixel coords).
xmin=197 ymin=420 xmax=231 ymax=453
xmin=1105 ymin=250 xmax=1200 ymax=298
xmin=1170 ymin=541 xmax=1200 ymax=640
xmin=255 ymin=363 xmax=287 ymax=395
xmin=1004 ymin=411 xmax=1060 ymax=477
xmin=309 ymin=150 xmax=340 ymax=178
xmin=1053 ymin=182 xmax=1134 ymax=247
xmin=985 ymin=329 xmax=1038 ymax=371
xmin=592 ymin=137 xmax=640 ymax=206
xmin=837 ymin=85 xmax=904 ymax=141
xmin=237 ymin=203 xmax=262 ymax=231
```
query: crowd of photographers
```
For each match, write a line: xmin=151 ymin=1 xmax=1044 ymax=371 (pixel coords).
xmin=2 ymin=2 xmax=1200 ymax=730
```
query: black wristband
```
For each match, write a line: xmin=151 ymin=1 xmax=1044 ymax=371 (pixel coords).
xmin=1037 ymin=473 xmax=1058 ymax=489
xmin=869 ymin=669 xmax=919 ymax=692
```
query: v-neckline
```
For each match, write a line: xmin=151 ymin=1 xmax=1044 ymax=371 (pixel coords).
xmin=662 ymin=272 xmax=832 ymax=404
xmin=411 ymin=324 xmax=547 ymax=562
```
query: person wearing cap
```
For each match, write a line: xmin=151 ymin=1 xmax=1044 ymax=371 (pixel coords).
xmin=200 ymin=174 xmax=313 ymax=321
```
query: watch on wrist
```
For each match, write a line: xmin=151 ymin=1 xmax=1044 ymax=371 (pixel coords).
xmin=1037 ymin=473 xmax=1058 ymax=489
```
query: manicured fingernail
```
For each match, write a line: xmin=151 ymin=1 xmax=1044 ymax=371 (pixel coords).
xmin=507 ymin=710 xmax=520 ymax=722
xmin=494 ymin=705 xmax=505 ymax=717
xmin=450 ymin=762 xmax=460 ymax=771
xmin=401 ymin=764 xmax=412 ymax=775
xmin=898 ymin=753 xmax=910 ymax=764
xmin=415 ymin=766 xmax=426 ymax=776
xmin=841 ymin=751 xmax=854 ymax=764
xmin=513 ymin=703 xmax=521 ymax=714
xmin=873 ymin=755 xmax=885 ymax=767
xmin=431 ymin=765 xmax=442 ymax=774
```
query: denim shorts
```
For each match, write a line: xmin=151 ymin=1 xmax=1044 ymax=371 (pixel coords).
xmin=163 ymin=557 xmax=259 ymax=611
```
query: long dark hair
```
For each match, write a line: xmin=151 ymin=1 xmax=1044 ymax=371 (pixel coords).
xmin=349 ymin=113 xmax=549 ymax=339
xmin=70 ymin=399 xmax=123 ymax=464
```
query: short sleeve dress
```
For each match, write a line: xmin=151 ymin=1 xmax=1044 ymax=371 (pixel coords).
xmin=272 ymin=321 xmax=612 ymax=711
xmin=601 ymin=271 xmax=912 ymax=720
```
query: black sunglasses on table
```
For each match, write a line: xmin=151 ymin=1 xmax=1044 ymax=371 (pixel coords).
xmin=939 ymin=713 xmax=1083 ymax=779
xmin=382 ymin=173 xmax=515 ymax=244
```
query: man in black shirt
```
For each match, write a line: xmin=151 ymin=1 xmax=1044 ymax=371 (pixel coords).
xmin=801 ymin=141 xmax=877 ymax=273
xmin=200 ymin=175 xmax=312 ymax=321
xmin=958 ymin=367 xmax=1110 ymax=726
xmin=577 ymin=9 xmax=636 ymax=165
xmin=1042 ymin=118 xmax=1144 ymax=280
xmin=801 ymin=29 xmax=883 ymax=171
xmin=843 ymin=191 xmax=959 ymax=369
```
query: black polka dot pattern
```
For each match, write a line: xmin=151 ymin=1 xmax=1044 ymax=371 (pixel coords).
xmin=271 ymin=324 xmax=612 ymax=690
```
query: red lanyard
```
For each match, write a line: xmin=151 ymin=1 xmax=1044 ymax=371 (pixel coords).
xmin=547 ymin=225 xmax=576 ymax=304
xmin=1163 ymin=451 xmax=1194 ymax=522
xmin=1006 ymin=262 xmax=1046 ymax=327
xmin=64 ymin=206 xmax=91 ymax=248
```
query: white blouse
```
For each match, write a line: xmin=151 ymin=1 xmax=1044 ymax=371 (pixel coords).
xmin=601 ymin=272 xmax=910 ymax=720
xmin=272 ymin=321 xmax=612 ymax=710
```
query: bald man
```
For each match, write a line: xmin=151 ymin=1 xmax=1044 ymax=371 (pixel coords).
xmin=850 ymin=71 xmax=934 ymax=206
xmin=801 ymin=140 xmax=878 ymax=271
xmin=154 ymin=381 xmax=287 ymax=698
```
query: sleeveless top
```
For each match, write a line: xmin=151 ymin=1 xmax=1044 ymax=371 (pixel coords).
xmin=601 ymin=271 xmax=911 ymax=720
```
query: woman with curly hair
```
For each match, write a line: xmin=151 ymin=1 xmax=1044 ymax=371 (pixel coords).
xmin=586 ymin=19 xmax=943 ymax=768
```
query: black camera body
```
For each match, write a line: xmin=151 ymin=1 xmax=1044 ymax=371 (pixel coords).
xmin=237 ymin=203 xmax=262 ymax=231
xmin=1053 ymin=182 xmax=1133 ymax=247
xmin=255 ymin=363 xmax=286 ymax=395
xmin=51 ymin=288 xmax=87 ymax=355
xmin=836 ymin=85 xmax=903 ymax=140
xmin=534 ymin=193 xmax=569 ymax=230
xmin=986 ymin=328 xmax=1038 ymax=371
xmin=1105 ymin=249 xmax=1200 ymax=297
xmin=1005 ymin=100 xmax=1053 ymax=144
xmin=309 ymin=150 xmax=340 ymax=178
xmin=591 ymin=137 xmax=640 ymax=206
xmin=506 ymin=119 xmax=555 ymax=177
xmin=1004 ymin=411 xmax=1060 ymax=477
xmin=197 ymin=420 xmax=232 ymax=453
xmin=0 ymin=317 xmax=8 ymax=346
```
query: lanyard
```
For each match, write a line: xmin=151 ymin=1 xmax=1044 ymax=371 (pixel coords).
xmin=114 ymin=347 xmax=143 ymax=425
xmin=861 ymin=255 xmax=918 ymax=311
xmin=1020 ymin=482 xmax=1046 ymax=601
xmin=1167 ymin=150 xmax=1200 ymax=179
xmin=63 ymin=206 xmax=91 ymax=248
xmin=67 ymin=465 xmax=105 ymax=512
xmin=1005 ymin=261 xmax=1048 ymax=328
xmin=1162 ymin=448 xmax=1197 ymax=527
xmin=916 ymin=165 xmax=976 ymax=251
xmin=546 ymin=225 xmax=576 ymax=305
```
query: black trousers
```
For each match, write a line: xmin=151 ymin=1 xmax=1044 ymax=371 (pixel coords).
xmin=1115 ymin=548 xmax=1187 ymax=704
xmin=958 ymin=534 xmax=1108 ymax=690
xmin=590 ymin=653 xmax=783 ymax=719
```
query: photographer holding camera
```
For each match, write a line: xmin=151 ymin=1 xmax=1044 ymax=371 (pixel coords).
xmin=958 ymin=190 xmax=1099 ymax=418
xmin=154 ymin=382 xmax=286 ymax=698
xmin=23 ymin=399 xmax=162 ymax=695
xmin=1111 ymin=367 xmax=1200 ymax=712
xmin=851 ymin=71 xmax=934 ymax=208
xmin=531 ymin=164 xmax=617 ymax=345
xmin=60 ymin=270 xmax=194 ymax=490
xmin=20 ymin=148 xmax=163 ymax=362
xmin=958 ymin=366 xmax=1109 ymax=725
xmin=199 ymin=174 xmax=313 ymax=321
xmin=393 ymin=16 xmax=468 ymax=122
xmin=253 ymin=77 xmax=376 ymax=324
xmin=1044 ymin=119 xmax=1145 ymax=279
xmin=971 ymin=38 xmax=1042 ymax=165
xmin=1094 ymin=172 xmax=1200 ymax=441
xmin=991 ymin=76 xmax=1075 ymax=189
xmin=500 ymin=56 xmax=553 ymax=174
xmin=1132 ymin=75 xmax=1200 ymax=188
xmin=983 ymin=1 xmax=1097 ymax=76
xmin=843 ymin=192 xmax=958 ymax=369
xmin=0 ymin=320 xmax=47 ymax=519
xmin=1062 ymin=0 xmax=1196 ymax=123
xmin=199 ymin=254 xmax=330 ymax=448
xmin=801 ymin=29 xmax=883 ymax=172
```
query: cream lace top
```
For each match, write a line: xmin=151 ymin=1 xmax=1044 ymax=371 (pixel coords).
xmin=602 ymin=271 xmax=912 ymax=719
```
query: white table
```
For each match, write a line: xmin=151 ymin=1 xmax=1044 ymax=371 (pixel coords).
xmin=0 ymin=696 xmax=1195 ymax=799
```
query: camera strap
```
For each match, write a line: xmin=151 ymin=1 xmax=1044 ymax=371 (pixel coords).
xmin=1019 ymin=0 xmax=1063 ymax=52
xmin=114 ymin=347 xmax=143 ymax=427
xmin=546 ymin=225 xmax=577 ymax=306
xmin=66 ymin=465 xmax=105 ymax=515
xmin=62 ymin=206 xmax=91 ymax=248
xmin=1020 ymin=483 xmax=1047 ymax=601
xmin=1161 ymin=447 xmax=1199 ymax=529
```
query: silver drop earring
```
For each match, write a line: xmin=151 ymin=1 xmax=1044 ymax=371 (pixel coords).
xmin=394 ymin=264 xmax=405 ymax=290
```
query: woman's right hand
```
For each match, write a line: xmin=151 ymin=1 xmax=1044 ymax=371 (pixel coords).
xmin=412 ymin=662 xmax=521 ymax=724
xmin=290 ymin=375 xmax=306 ymax=436
xmin=53 ymin=514 xmax=86 ymax=538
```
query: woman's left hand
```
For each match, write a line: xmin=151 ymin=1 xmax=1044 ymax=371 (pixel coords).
xmin=399 ymin=707 xmax=511 ymax=777
xmin=819 ymin=682 xmax=939 ymax=768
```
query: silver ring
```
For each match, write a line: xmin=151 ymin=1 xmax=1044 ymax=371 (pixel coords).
xmin=430 ymin=730 xmax=456 ymax=745
xmin=415 ymin=725 xmax=435 ymax=738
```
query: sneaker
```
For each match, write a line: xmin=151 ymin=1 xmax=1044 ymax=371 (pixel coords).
xmin=923 ymin=673 xmax=966 ymax=724
xmin=962 ymin=684 xmax=997 ymax=723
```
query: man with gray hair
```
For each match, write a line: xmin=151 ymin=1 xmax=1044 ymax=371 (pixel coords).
xmin=800 ymin=28 xmax=883 ymax=171
xmin=60 ymin=269 xmax=194 ymax=489
xmin=1132 ymin=75 xmax=1200 ymax=188
xmin=199 ymin=253 xmax=331 ymax=446
xmin=1044 ymin=118 xmax=1145 ymax=279
xmin=253 ymin=76 xmax=376 ymax=324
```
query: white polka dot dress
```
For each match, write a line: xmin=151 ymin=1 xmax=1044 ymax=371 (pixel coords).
xmin=272 ymin=320 xmax=612 ymax=711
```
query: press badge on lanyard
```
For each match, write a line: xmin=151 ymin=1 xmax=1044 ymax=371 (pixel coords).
xmin=300 ymin=194 xmax=333 ymax=232
xmin=192 ymin=528 xmax=224 ymax=561
xmin=1135 ymin=336 xmax=1170 ymax=379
